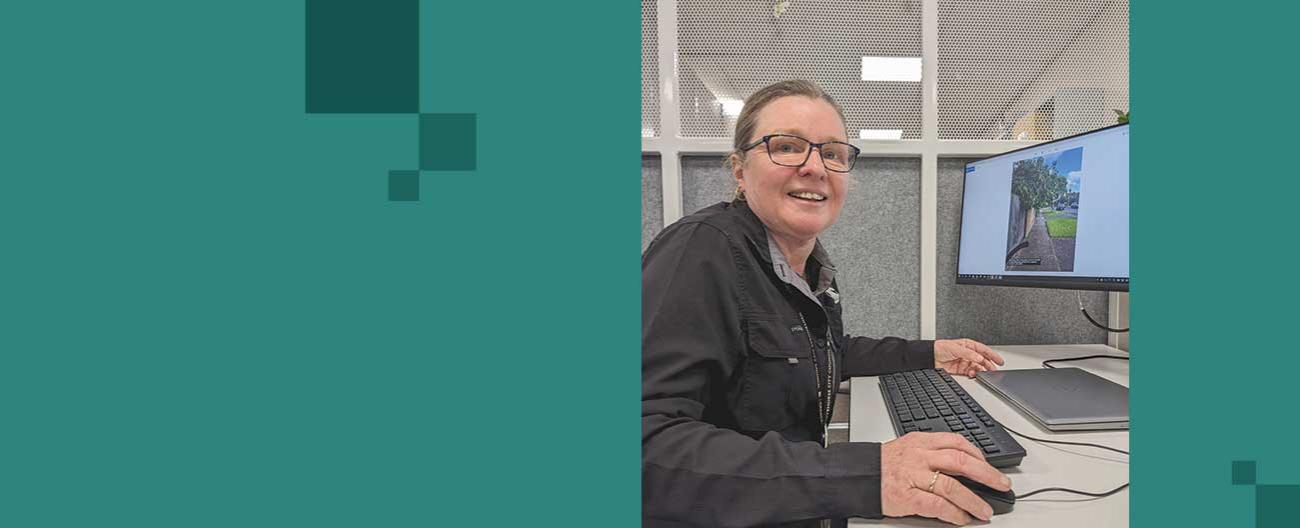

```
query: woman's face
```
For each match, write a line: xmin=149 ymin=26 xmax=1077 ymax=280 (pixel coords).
xmin=733 ymin=96 xmax=849 ymax=243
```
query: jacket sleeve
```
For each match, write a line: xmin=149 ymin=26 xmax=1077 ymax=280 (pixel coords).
xmin=839 ymin=336 xmax=935 ymax=380
xmin=642 ymin=223 xmax=884 ymax=527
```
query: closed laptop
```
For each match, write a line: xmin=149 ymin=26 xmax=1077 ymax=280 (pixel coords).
xmin=976 ymin=368 xmax=1129 ymax=431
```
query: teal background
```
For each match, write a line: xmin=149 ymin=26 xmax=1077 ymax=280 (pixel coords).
xmin=0 ymin=1 xmax=638 ymax=526
xmin=1132 ymin=3 xmax=1300 ymax=527
xmin=7 ymin=1 xmax=1297 ymax=526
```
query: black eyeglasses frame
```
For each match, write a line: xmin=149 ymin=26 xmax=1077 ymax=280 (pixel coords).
xmin=738 ymin=134 xmax=861 ymax=173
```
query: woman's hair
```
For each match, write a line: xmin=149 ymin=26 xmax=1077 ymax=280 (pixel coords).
xmin=727 ymin=80 xmax=848 ymax=201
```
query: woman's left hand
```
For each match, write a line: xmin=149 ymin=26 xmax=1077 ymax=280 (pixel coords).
xmin=934 ymin=339 xmax=1004 ymax=378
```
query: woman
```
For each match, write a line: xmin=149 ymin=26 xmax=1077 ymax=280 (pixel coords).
xmin=642 ymin=80 xmax=1012 ymax=527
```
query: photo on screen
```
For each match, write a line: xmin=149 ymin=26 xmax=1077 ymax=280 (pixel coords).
xmin=1005 ymin=147 xmax=1083 ymax=272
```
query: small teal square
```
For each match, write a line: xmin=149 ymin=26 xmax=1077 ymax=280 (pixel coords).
xmin=1233 ymin=460 xmax=1256 ymax=485
xmin=419 ymin=113 xmax=476 ymax=171
xmin=388 ymin=170 xmax=419 ymax=202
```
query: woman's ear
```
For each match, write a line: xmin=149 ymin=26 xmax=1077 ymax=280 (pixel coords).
xmin=729 ymin=153 xmax=745 ymax=188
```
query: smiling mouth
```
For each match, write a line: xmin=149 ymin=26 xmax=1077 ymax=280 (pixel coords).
xmin=788 ymin=191 xmax=827 ymax=202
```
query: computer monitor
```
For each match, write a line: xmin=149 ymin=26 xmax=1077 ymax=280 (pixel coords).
xmin=956 ymin=123 xmax=1129 ymax=292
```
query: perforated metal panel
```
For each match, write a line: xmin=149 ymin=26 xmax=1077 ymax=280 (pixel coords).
xmin=937 ymin=0 xmax=1128 ymax=140
xmin=677 ymin=0 xmax=922 ymax=139
xmin=641 ymin=0 xmax=660 ymax=138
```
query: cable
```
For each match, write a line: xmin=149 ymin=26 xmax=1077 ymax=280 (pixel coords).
xmin=1000 ymin=423 xmax=1129 ymax=456
xmin=1076 ymin=291 xmax=1128 ymax=333
xmin=1016 ymin=483 xmax=1129 ymax=500
xmin=1042 ymin=354 xmax=1129 ymax=369
xmin=998 ymin=423 xmax=1129 ymax=500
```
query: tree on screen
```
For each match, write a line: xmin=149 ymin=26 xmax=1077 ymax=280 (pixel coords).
xmin=1011 ymin=157 xmax=1067 ymax=210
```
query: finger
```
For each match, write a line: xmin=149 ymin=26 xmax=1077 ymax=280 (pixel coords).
xmin=908 ymin=487 xmax=973 ymax=526
xmin=953 ymin=346 xmax=994 ymax=371
xmin=965 ymin=339 xmax=1005 ymax=366
xmin=921 ymin=470 xmax=994 ymax=522
xmin=928 ymin=448 xmax=1013 ymax=492
xmin=914 ymin=432 xmax=986 ymax=461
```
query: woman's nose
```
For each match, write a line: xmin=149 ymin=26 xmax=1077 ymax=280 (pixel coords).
xmin=799 ymin=146 xmax=828 ymax=177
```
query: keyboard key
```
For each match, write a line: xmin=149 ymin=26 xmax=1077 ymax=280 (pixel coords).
xmin=983 ymin=446 xmax=1000 ymax=454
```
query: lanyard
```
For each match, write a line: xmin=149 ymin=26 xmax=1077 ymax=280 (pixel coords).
xmin=797 ymin=312 xmax=835 ymax=447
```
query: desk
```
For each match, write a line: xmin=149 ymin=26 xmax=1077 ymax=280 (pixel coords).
xmin=848 ymin=344 xmax=1129 ymax=527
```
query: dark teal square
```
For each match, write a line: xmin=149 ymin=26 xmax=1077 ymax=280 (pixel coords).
xmin=419 ymin=113 xmax=476 ymax=170
xmin=1258 ymin=485 xmax=1300 ymax=527
xmin=305 ymin=0 xmax=419 ymax=113
xmin=388 ymin=170 xmax=419 ymax=202
xmin=1233 ymin=460 xmax=1256 ymax=485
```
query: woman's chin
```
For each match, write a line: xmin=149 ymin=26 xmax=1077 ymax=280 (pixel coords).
xmin=781 ymin=218 xmax=833 ymax=240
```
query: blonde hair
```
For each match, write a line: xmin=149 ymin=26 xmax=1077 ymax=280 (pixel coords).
xmin=726 ymin=80 xmax=848 ymax=200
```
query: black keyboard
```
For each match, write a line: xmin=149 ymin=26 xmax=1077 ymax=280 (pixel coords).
xmin=879 ymin=369 xmax=1026 ymax=468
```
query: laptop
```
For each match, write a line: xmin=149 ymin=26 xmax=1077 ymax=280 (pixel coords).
xmin=976 ymin=368 xmax=1129 ymax=431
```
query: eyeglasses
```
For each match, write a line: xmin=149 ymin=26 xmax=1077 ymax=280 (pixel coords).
xmin=739 ymin=134 xmax=861 ymax=173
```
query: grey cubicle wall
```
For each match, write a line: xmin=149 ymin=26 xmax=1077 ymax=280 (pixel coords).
xmin=678 ymin=156 xmax=921 ymax=340
xmin=641 ymin=155 xmax=663 ymax=252
xmin=936 ymin=158 xmax=1108 ymax=344
xmin=679 ymin=156 xmax=735 ymax=218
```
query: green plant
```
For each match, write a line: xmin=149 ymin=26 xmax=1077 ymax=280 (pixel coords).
xmin=1113 ymin=109 xmax=1129 ymax=124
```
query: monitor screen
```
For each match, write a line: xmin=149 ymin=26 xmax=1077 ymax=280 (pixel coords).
xmin=956 ymin=123 xmax=1129 ymax=291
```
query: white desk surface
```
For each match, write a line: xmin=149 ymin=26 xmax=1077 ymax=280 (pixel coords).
xmin=848 ymin=344 xmax=1129 ymax=527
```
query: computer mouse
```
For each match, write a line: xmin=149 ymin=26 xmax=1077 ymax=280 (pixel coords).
xmin=954 ymin=475 xmax=1016 ymax=515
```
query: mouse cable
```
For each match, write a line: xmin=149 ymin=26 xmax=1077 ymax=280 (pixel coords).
xmin=1077 ymin=291 xmax=1128 ymax=333
xmin=1042 ymin=354 xmax=1129 ymax=369
xmin=999 ymin=423 xmax=1129 ymax=456
xmin=1000 ymin=422 xmax=1129 ymax=500
xmin=1016 ymin=482 xmax=1129 ymax=500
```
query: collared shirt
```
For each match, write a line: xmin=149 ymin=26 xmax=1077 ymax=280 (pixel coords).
xmin=766 ymin=231 xmax=838 ymax=307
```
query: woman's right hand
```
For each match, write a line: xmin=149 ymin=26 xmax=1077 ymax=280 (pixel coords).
xmin=880 ymin=432 xmax=1012 ymax=525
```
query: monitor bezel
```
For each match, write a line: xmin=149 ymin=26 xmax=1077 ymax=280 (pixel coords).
xmin=955 ymin=123 xmax=1129 ymax=293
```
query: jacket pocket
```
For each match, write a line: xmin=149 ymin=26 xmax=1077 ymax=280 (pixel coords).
xmin=734 ymin=316 xmax=814 ymax=432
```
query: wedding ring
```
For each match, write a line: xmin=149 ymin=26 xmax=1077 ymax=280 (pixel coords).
xmin=927 ymin=470 xmax=941 ymax=493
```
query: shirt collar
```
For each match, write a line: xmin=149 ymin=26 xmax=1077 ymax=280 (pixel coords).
xmin=731 ymin=199 xmax=840 ymax=303
xmin=765 ymin=230 xmax=838 ymax=305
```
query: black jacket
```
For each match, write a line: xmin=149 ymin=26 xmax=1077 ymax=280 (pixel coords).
xmin=642 ymin=201 xmax=935 ymax=527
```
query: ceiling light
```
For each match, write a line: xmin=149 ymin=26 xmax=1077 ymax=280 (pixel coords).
xmin=861 ymin=57 xmax=922 ymax=82
xmin=718 ymin=97 xmax=744 ymax=118
xmin=859 ymin=129 xmax=904 ymax=140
